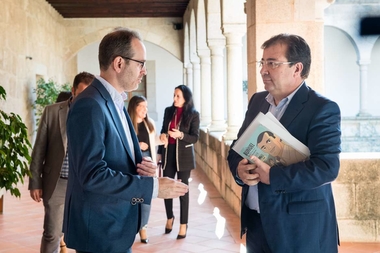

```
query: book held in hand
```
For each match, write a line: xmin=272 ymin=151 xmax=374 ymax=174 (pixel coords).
xmin=232 ymin=112 xmax=310 ymax=166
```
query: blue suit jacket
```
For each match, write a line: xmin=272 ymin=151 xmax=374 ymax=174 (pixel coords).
xmin=228 ymin=83 xmax=341 ymax=253
xmin=63 ymin=79 xmax=153 ymax=252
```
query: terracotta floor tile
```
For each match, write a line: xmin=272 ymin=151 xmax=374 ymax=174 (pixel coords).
xmin=0 ymin=168 xmax=379 ymax=252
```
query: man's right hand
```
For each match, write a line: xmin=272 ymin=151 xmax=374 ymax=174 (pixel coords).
xmin=157 ymin=177 xmax=188 ymax=199
xmin=237 ymin=158 xmax=260 ymax=186
xmin=30 ymin=189 xmax=43 ymax=202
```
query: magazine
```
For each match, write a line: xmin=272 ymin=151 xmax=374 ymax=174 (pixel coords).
xmin=232 ymin=112 xmax=310 ymax=166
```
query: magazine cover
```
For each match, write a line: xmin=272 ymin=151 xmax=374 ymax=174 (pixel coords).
xmin=232 ymin=112 xmax=310 ymax=166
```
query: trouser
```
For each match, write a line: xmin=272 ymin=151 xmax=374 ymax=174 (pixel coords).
xmin=163 ymin=144 xmax=191 ymax=224
xmin=140 ymin=150 xmax=152 ymax=229
xmin=41 ymin=177 xmax=67 ymax=253
xmin=140 ymin=203 xmax=151 ymax=229
xmin=246 ymin=208 xmax=271 ymax=253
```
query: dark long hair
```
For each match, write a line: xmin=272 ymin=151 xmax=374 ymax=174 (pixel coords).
xmin=127 ymin=95 xmax=154 ymax=135
xmin=170 ymin=84 xmax=196 ymax=127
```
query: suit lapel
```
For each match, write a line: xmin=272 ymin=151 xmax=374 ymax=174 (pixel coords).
xmin=280 ymin=83 xmax=308 ymax=128
xmin=92 ymin=80 xmax=137 ymax=164
xmin=123 ymin=107 xmax=142 ymax=164
xmin=58 ymin=101 xmax=69 ymax=153
xmin=260 ymin=97 xmax=270 ymax=114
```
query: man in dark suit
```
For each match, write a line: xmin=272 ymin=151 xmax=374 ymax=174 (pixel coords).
xmin=63 ymin=28 xmax=188 ymax=253
xmin=29 ymin=71 xmax=94 ymax=253
xmin=227 ymin=34 xmax=341 ymax=253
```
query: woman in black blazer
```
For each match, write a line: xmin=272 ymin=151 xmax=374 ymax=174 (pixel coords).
xmin=158 ymin=84 xmax=200 ymax=239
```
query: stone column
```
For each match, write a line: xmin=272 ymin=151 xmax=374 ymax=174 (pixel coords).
xmin=246 ymin=0 xmax=327 ymax=97
xmin=183 ymin=67 xmax=187 ymax=86
xmin=208 ymin=39 xmax=227 ymax=132
xmin=192 ymin=61 xmax=201 ymax=112
xmin=186 ymin=63 xmax=193 ymax=91
xmin=222 ymin=25 xmax=245 ymax=140
xmin=357 ymin=59 xmax=371 ymax=117
xmin=198 ymin=49 xmax=212 ymax=127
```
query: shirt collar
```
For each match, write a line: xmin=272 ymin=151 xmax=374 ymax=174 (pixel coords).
xmin=96 ymin=76 xmax=127 ymax=110
xmin=265 ymin=81 xmax=304 ymax=107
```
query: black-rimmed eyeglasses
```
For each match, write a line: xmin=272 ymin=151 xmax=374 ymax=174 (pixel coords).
xmin=257 ymin=60 xmax=294 ymax=69
xmin=120 ymin=56 xmax=146 ymax=69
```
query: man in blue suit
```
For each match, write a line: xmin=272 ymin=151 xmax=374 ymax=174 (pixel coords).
xmin=63 ymin=28 xmax=188 ymax=253
xmin=227 ymin=34 xmax=341 ymax=253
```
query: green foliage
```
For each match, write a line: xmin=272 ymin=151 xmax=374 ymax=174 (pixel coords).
xmin=242 ymin=80 xmax=248 ymax=94
xmin=0 ymin=86 xmax=32 ymax=197
xmin=33 ymin=78 xmax=70 ymax=125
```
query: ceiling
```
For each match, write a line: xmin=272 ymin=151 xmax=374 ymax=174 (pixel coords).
xmin=45 ymin=0 xmax=190 ymax=18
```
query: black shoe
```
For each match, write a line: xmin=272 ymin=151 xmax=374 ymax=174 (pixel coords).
xmin=139 ymin=228 xmax=148 ymax=243
xmin=140 ymin=238 xmax=149 ymax=244
xmin=165 ymin=216 xmax=175 ymax=234
xmin=176 ymin=224 xmax=188 ymax=239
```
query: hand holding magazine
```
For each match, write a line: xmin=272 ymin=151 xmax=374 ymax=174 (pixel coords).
xmin=232 ymin=112 xmax=310 ymax=166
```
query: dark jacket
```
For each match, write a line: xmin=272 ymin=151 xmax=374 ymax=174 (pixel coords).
xmin=63 ymin=79 xmax=152 ymax=252
xmin=228 ymin=83 xmax=341 ymax=253
xmin=158 ymin=106 xmax=200 ymax=171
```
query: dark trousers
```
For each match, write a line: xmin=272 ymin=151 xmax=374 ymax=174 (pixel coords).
xmin=163 ymin=144 xmax=191 ymax=224
xmin=246 ymin=208 xmax=271 ymax=253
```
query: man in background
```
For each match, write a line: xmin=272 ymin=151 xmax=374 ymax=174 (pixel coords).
xmin=29 ymin=71 xmax=94 ymax=253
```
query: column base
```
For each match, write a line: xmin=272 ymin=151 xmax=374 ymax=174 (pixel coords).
xmin=208 ymin=122 xmax=227 ymax=132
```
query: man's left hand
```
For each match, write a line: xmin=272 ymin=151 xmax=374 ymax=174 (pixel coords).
xmin=250 ymin=155 xmax=271 ymax=185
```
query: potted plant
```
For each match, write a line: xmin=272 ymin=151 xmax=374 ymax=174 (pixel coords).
xmin=0 ymin=86 xmax=32 ymax=213
xmin=33 ymin=78 xmax=71 ymax=126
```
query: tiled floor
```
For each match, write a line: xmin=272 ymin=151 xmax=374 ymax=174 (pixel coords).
xmin=0 ymin=168 xmax=379 ymax=253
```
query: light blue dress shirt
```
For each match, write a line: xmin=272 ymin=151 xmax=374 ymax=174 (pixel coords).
xmin=245 ymin=82 xmax=304 ymax=212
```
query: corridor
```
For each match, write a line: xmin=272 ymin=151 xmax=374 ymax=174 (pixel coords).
xmin=0 ymin=167 xmax=379 ymax=253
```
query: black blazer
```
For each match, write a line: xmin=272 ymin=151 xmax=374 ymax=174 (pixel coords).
xmin=158 ymin=106 xmax=200 ymax=171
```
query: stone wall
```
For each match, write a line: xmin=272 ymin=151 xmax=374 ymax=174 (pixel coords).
xmin=1 ymin=0 xmax=68 ymax=134
xmin=1 ymin=0 xmax=182 ymax=142
xmin=195 ymin=129 xmax=380 ymax=242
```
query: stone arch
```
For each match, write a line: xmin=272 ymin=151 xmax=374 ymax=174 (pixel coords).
xmin=63 ymin=25 xmax=183 ymax=64
xmin=326 ymin=25 xmax=359 ymax=60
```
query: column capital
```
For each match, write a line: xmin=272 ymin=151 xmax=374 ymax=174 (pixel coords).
xmin=207 ymin=38 xmax=226 ymax=48
xmin=197 ymin=48 xmax=210 ymax=58
xmin=316 ymin=0 xmax=336 ymax=19
xmin=222 ymin=24 xmax=246 ymax=36
xmin=357 ymin=59 xmax=371 ymax=66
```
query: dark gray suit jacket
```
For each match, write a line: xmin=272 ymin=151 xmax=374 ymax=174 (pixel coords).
xmin=28 ymin=100 xmax=69 ymax=201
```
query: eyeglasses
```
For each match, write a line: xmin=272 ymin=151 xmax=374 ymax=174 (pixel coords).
xmin=257 ymin=60 xmax=294 ymax=69
xmin=120 ymin=56 xmax=146 ymax=69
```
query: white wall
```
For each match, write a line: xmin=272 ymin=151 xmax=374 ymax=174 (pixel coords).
xmin=324 ymin=27 xmax=360 ymax=117
xmin=77 ymin=42 xmax=100 ymax=76
xmin=368 ymin=37 xmax=380 ymax=116
xmin=144 ymin=41 xmax=183 ymax=132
